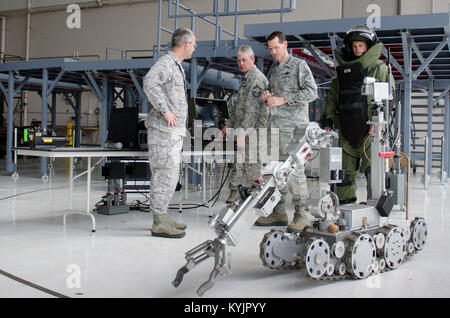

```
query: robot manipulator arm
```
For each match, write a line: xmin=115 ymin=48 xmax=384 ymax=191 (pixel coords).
xmin=172 ymin=122 xmax=335 ymax=296
xmin=172 ymin=179 xmax=283 ymax=296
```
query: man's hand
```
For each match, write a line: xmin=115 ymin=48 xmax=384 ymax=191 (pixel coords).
xmin=163 ymin=111 xmax=177 ymax=128
xmin=267 ymin=96 xmax=286 ymax=108
xmin=369 ymin=124 xmax=375 ymax=135
xmin=217 ymin=125 xmax=228 ymax=140
xmin=260 ymin=90 xmax=272 ymax=102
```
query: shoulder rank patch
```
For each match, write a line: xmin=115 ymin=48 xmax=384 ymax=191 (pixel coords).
xmin=252 ymin=85 xmax=262 ymax=98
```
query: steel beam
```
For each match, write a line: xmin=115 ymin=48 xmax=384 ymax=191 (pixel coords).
xmin=100 ymin=75 xmax=109 ymax=147
xmin=190 ymin=57 xmax=198 ymax=98
xmin=410 ymin=37 xmax=433 ymax=79
xmin=328 ymin=33 xmax=340 ymax=67
xmin=62 ymin=58 xmax=155 ymax=72
xmin=381 ymin=44 xmax=405 ymax=77
xmin=414 ymin=40 xmax=448 ymax=79
xmin=74 ymin=93 xmax=81 ymax=148
xmin=435 ymin=84 xmax=450 ymax=103
xmin=63 ymin=93 xmax=76 ymax=112
xmin=40 ymin=68 xmax=48 ymax=175
xmin=85 ymin=71 xmax=105 ymax=101
xmin=13 ymin=75 xmax=31 ymax=95
xmin=167 ymin=1 xmax=295 ymax=18
xmin=444 ymin=93 xmax=450 ymax=179
xmin=127 ymin=69 xmax=146 ymax=100
xmin=0 ymin=58 xmax=75 ymax=72
xmin=294 ymin=35 xmax=334 ymax=78
xmin=167 ymin=0 xmax=239 ymax=40
xmin=244 ymin=12 xmax=450 ymax=39
xmin=197 ymin=61 xmax=212 ymax=86
xmin=401 ymin=33 xmax=413 ymax=160
xmin=401 ymin=32 xmax=412 ymax=75
xmin=51 ymin=92 xmax=56 ymax=131
xmin=6 ymin=71 xmax=15 ymax=172
xmin=0 ymin=80 xmax=6 ymax=97
xmin=427 ymin=80 xmax=434 ymax=176
xmin=47 ymin=69 xmax=65 ymax=96
xmin=0 ymin=73 xmax=83 ymax=91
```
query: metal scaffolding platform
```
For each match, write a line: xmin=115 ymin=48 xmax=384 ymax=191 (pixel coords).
xmin=0 ymin=54 xmax=246 ymax=175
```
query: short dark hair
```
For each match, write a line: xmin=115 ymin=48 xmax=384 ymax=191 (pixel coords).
xmin=171 ymin=28 xmax=194 ymax=48
xmin=267 ymin=31 xmax=286 ymax=44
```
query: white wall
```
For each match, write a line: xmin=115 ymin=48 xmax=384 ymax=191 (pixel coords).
xmin=343 ymin=0 xmax=399 ymax=17
xmin=400 ymin=0 xmax=432 ymax=14
xmin=433 ymin=0 xmax=450 ymax=12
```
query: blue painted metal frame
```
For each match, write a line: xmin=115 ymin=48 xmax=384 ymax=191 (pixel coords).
xmin=445 ymin=94 xmax=450 ymax=177
xmin=6 ymin=72 xmax=15 ymax=172
xmin=244 ymin=12 xmax=450 ymax=37
xmin=0 ymin=57 xmax=159 ymax=173
xmin=427 ymin=80 xmax=434 ymax=176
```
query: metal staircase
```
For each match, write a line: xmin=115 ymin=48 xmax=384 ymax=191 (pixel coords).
xmin=409 ymin=89 xmax=447 ymax=179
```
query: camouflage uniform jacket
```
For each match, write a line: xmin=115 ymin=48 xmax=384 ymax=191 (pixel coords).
xmin=269 ymin=54 xmax=317 ymax=132
xmin=143 ymin=51 xmax=188 ymax=137
xmin=226 ymin=65 xmax=269 ymax=135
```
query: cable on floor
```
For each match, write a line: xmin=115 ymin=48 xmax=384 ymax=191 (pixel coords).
xmin=125 ymin=163 xmax=231 ymax=212
xmin=0 ymin=268 xmax=70 ymax=298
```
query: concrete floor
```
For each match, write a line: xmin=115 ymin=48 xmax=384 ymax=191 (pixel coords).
xmin=0 ymin=156 xmax=448 ymax=298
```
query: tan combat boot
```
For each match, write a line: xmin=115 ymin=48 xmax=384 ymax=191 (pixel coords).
xmin=168 ymin=216 xmax=186 ymax=230
xmin=152 ymin=213 xmax=185 ymax=238
xmin=254 ymin=204 xmax=288 ymax=226
xmin=226 ymin=189 xmax=239 ymax=203
xmin=287 ymin=203 xmax=309 ymax=233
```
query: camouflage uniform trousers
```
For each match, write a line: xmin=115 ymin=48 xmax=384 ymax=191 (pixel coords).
xmin=229 ymin=135 xmax=262 ymax=190
xmin=272 ymin=128 xmax=309 ymax=212
xmin=147 ymin=128 xmax=183 ymax=215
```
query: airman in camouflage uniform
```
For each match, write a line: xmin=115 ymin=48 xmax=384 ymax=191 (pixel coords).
xmin=143 ymin=28 xmax=196 ymax=239
xmin=220 ymin=45 xmax=269 ymax=203
xmin=257 ymin=31 xmax=318 ymax=233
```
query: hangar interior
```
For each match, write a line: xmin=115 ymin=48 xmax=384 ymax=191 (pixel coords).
xmin=0 ymin=0 xmax=449 ymax=298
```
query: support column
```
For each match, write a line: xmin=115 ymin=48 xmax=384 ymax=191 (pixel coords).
xmin=402 ymin=75 xmax=412 ymax=160
xmin=190 ymin=57 xmax=198 ymax=98
xmin=40 ymin=68 xmax=48 ymax=176
xmin=0 ymin=94 xmax=4 ymax=127
xmin=427 ymin=80 xmax=434 ymax=177
xmin=6 ymin=71 xmax=15 ymax=172
xmin=74 ymin=93 xmax=82 ymax=147
xmin=101 ymin=75 xmax=109 ymax=147
xmin=445 ymin=93 xmax=449 ymax=180
xmin=51 ymin=92 xmax=57 ymax=132
xmin=257 ymin=56 xmax=264 ymax=72
xmin=141 ymin=98 xmax=149 ymax=114
xmin=401 ymin=32 xmax=412 ymax=161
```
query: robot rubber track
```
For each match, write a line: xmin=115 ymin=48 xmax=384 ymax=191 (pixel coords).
xmin=259 ymin=217 xmax=427 ymax=281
